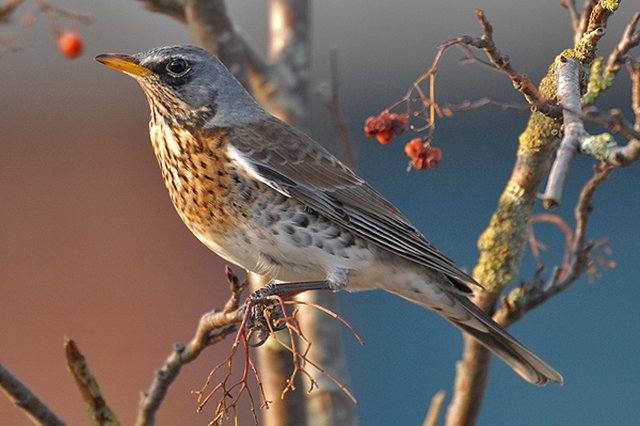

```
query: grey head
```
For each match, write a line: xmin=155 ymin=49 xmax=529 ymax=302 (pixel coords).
xmin=96 ymin=45 xmax=267 ymax=128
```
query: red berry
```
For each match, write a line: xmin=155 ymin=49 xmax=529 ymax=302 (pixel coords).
xmin=426 ymin=147 xmax=442 ymax=168
xmin=58 ymin=30 xmax=84 ymax=59
xmin=364 ymin=116 xmax=379 ymax=137
xmin=412 ymin=152 xmax=428 ymax=170
xmin=375 ymin=129 xmax=395 ymax=145
xmin=404 ymin=138 xmax=424 ymax=160
xmin=390 ymin=114 xmax=409 ymax=135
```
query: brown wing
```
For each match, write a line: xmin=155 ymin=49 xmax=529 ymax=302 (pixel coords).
xmin=228 ymin=116 xmax=477 ymax=292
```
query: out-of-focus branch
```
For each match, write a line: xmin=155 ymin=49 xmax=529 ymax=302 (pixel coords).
xmin=135 ymin=267 xmax=246 ymax=426
xmin=139 ymin=0 xmax=184 ymax=21
xmin=606 ymin=12 xmax=640 ymax=75
xmin=495 ymin=163 xmax=613 ymax=327
xmin=0 ymin=0 xmax=25 ymax=21
xmin=423 ymin=390 xmax=446 ymax=426
xmin=260 ymin=0 xmax=311 ymax=128
xmin=64 ymin=339 xmax=119 ymax=426
xmin=318 ymin=47 xmax=358 ymax=171
xmin=560 ymin=0 xmax=581 ymax=42
xmin=0 ymin=362 xmax=66 ymax=426
xmin=182 ymin=0 xmax=251 ymax=90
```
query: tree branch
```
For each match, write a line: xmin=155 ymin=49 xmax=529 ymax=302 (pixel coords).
xmin=543 ymin=57 xmax=586 ymax=209
xmin=318 ymin=47 xmax=358 ymax=171
xmin=182 ymin=0 xmax=251 ymax=90
xmin=0 ymin=362 xmax=66 ymax=426
xmin=135 ymin=267 xmax=246 ymax=426
xmin=64 ymin=339 xmax=120 ymax=425
xmin=446 ymin=3 xmax=620 ymax=425
xmin=495 ymin=163 xmax=613 ymax=327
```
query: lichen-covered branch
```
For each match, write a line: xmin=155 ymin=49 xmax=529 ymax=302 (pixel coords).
xmin=495 ymin=163 xmax=613 ymax=327
xmin=0 ymin=362 xmax=66 ymax=426
xmin=445 ymin=2 xmax=621 ymax=425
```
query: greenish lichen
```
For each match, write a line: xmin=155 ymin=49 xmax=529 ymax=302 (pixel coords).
xmin=602 ymin=0 xmax=620 ymax=12
xmin=581 ymin=133 xmax=617 ymax=159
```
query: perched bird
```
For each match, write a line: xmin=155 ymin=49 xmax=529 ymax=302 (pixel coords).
xmin=96 ymin=45 xmax=562 ymax=386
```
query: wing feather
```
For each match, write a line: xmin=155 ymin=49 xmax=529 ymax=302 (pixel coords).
xmin=227 ymin=117 xmax=477 ymax=292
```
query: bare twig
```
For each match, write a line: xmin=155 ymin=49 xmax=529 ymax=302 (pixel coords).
xmin=0 ymin=0 xmax=25 ymax=21
xmin=560 ymin=0 xmax=580 ymax=41
xmin=64 ymin=338 xmax=120 ymax=425
xmin=0 ymin=362 xmax=66 ymax=426
xmin=135 ymin=266 xmax=246 ymax=426
xmin=423 ymin=390 xmax=446 ymax=426
xmin=605 ymin=11 xmax=640 ymax=75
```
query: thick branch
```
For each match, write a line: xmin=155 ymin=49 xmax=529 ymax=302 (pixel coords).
xmin=135 ymin=267 xmax=246 ymax=426
xmin=0 ymin=362 xmax=66 ymax=426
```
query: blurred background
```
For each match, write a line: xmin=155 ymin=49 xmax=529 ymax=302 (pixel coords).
xmin=1 ymin=0 xmax=639 ymax=424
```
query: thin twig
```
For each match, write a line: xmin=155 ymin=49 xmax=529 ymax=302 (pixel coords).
xmin=64 ymin=338 xmax=120 ymax=425
xmin=423 ymin=390 xmax=446 ymax=426
xmin=605 ymin=11 xmax=640 ymax=75
xmin=318 ymin=47 xmax=358 ymax=171
xmin=135 ymin=267 xmax=246 ymax=426
xmin=0 ymin=362 xmax=66 ymax=426
xmin=560 ymin=0 xmax=580 ymax=40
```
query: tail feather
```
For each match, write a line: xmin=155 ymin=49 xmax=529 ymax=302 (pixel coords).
xmin=449 ymin=294 xmax=563 ymax=386
xmin=392 ymin=286 xmax=563 ymax=386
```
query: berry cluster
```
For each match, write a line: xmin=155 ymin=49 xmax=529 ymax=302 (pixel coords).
xmin=404 ymin=138 xmax=442 ymax=170
xmin=364 ymin=112 xmax=409 ymax=144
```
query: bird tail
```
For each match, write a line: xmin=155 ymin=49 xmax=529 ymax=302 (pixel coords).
xmin=392 ymin=288 xmax=563 ymax=386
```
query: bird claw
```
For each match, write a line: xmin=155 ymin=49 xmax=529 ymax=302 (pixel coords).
xmin=244 ymin=285 xmax=287 ymax=344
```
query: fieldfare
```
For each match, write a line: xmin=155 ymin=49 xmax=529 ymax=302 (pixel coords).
xmin=96 ymin=45 xmax=562 ymax=386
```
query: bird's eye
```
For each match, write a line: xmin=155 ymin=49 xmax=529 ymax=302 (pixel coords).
xmin=166 ymin=58 xmax=189 ymax=75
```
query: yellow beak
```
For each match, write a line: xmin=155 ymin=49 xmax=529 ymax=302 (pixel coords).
xmin=95 ymin=53 xmax=153 ymax=76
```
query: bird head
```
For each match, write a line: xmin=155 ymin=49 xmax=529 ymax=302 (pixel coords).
xmin=95 ymin=45 xmax=265 ymax=129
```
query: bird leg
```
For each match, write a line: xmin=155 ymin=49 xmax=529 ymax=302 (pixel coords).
xmin=245 ymin=281 xmax=333 ymax=346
